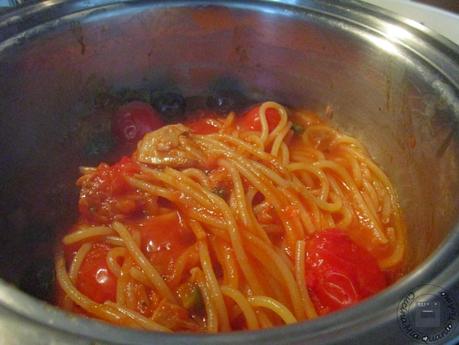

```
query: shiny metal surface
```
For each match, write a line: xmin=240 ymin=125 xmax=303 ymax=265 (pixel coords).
xmin=0 ymin=0 xmax=458 ymax=344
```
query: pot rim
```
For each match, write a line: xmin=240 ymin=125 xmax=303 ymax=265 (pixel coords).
xmin=1 ymin=1 xmax=459 ymax=344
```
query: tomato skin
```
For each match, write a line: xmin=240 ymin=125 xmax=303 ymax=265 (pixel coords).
xmin=305 ymin=228 xmax=386 ymax=315
xmin=237 ymin=105 xmax=281 ymax=131
xmin=79 ymin=156 xmax=141 ymax=221
xmin=112 ymin=101 xmax=164 ymax=144
xmin=99 ymin=156 xmax=140 ymax=195
xmin=138 ymin=212 xmax=194 ymax=278
xmin=76 ymin=243 xmax=117 ymax=303
xmin=186 ymin=117 xmax=221 ymax=134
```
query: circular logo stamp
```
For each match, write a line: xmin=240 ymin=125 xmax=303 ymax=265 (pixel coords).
xmin=398 ymin=284 xmax=458 ymax=343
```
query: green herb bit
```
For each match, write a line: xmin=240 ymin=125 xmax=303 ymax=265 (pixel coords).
xmin=292 ymin=123 xmax=304 ymax=135
xmin=181 ymin=284 xmax=204 ymax=311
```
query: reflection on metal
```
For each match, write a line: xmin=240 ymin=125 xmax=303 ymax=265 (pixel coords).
xmin=361 ymin=22 xmax=423 ymax=57
xmin=362 ymin=32 xmax=402 ymax=57
xmin=383 ymin=23 xmax=413 ymax=41
xmin=403 ymin=18 xmax=428 ymax=33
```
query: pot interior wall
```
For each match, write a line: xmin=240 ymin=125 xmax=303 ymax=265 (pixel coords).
xmin=0 ymin=2 xmax=458 ymax=302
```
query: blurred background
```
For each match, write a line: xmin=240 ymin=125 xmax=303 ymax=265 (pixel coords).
xmin=377 ymin=0 xmax=458 ymax=12
xmin=363 ymin=0 xmax=459 ymax=44
xmin=420 ymin=0 xmax=458 ymax=12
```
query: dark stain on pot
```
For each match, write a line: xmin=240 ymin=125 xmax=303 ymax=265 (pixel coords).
xmin=27 ymin=222 xmax=55 ymax=243
xmin=385 ymin=71 xmax=392 ymax=112
xmin=19 ymin=257 xmax=56 ymax=302
xmin=70 ymin=22 xmax=86 ymax=55
xmin=207 ymin=77 xmax=250 ymax=113
xmin=150 ymin=91 xmax=186 ymax=121
xmin=77 ymin=35 xmax=86 ymax=55
xmin=429 ymin=101 xmax=459 ymax=157
xmin=436 ymin=122 xmax=457 ymax=157
xmin=235 ymin=45 xmax=249 ymax=64
xmin=206 ymin=89 xmax=248 ymax=114
xmin=15 ymin=226 xmax=58 ymax=288
xmin=84 ymin=131 xmax=116 ymax=158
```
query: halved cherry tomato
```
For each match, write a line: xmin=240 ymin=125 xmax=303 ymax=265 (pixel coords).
xmin=76 ymin=243 xmax=117 ymax=303
xmin=112 ymin=101 xmax=164 ymax=144
xmin=305 ymin=228 xmax=386 ymax=315
xmin=237 ymin=105 xmax=281 ymax=131
xmin=138 ymin=211 xmax=194 ymax=278
xmin=93 ymin=156 xmax=139 ymax=195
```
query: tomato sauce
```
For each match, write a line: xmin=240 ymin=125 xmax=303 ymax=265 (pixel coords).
xmin=57 ymin=98 xmax=403 ymax=329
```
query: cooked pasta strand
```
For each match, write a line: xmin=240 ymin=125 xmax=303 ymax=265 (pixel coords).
xmin=56 ymin=101 xmax=406 ymax=333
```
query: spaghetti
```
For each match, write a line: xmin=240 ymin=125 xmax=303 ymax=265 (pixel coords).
xmin=55 ymin=101 xmax=406 ymax=332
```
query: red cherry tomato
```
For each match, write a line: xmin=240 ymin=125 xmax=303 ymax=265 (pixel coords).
xmin=237 ymin=105 xmax=281 ymax=131
xmin=186 ymin=117 xmax=221 ymax=134
xmin=112 ymin=101 xmax=164 ymax=144
xmin=76 ymin=243 xmax=117 ymax=303
xmin=92 ymin=156 xmax=139 ymax=196
xmin=138 ymin=212 xmax=193 ymax=278
xmin=305 ymin=228 xmax=386 ymax=315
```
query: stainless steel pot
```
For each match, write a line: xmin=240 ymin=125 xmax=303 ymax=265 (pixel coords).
xmin=0 ymin=1 xmax=458 ymax=344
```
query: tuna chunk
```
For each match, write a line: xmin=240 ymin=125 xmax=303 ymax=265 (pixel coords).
xmin=135 ymin=124 xmax=203 ymax=168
